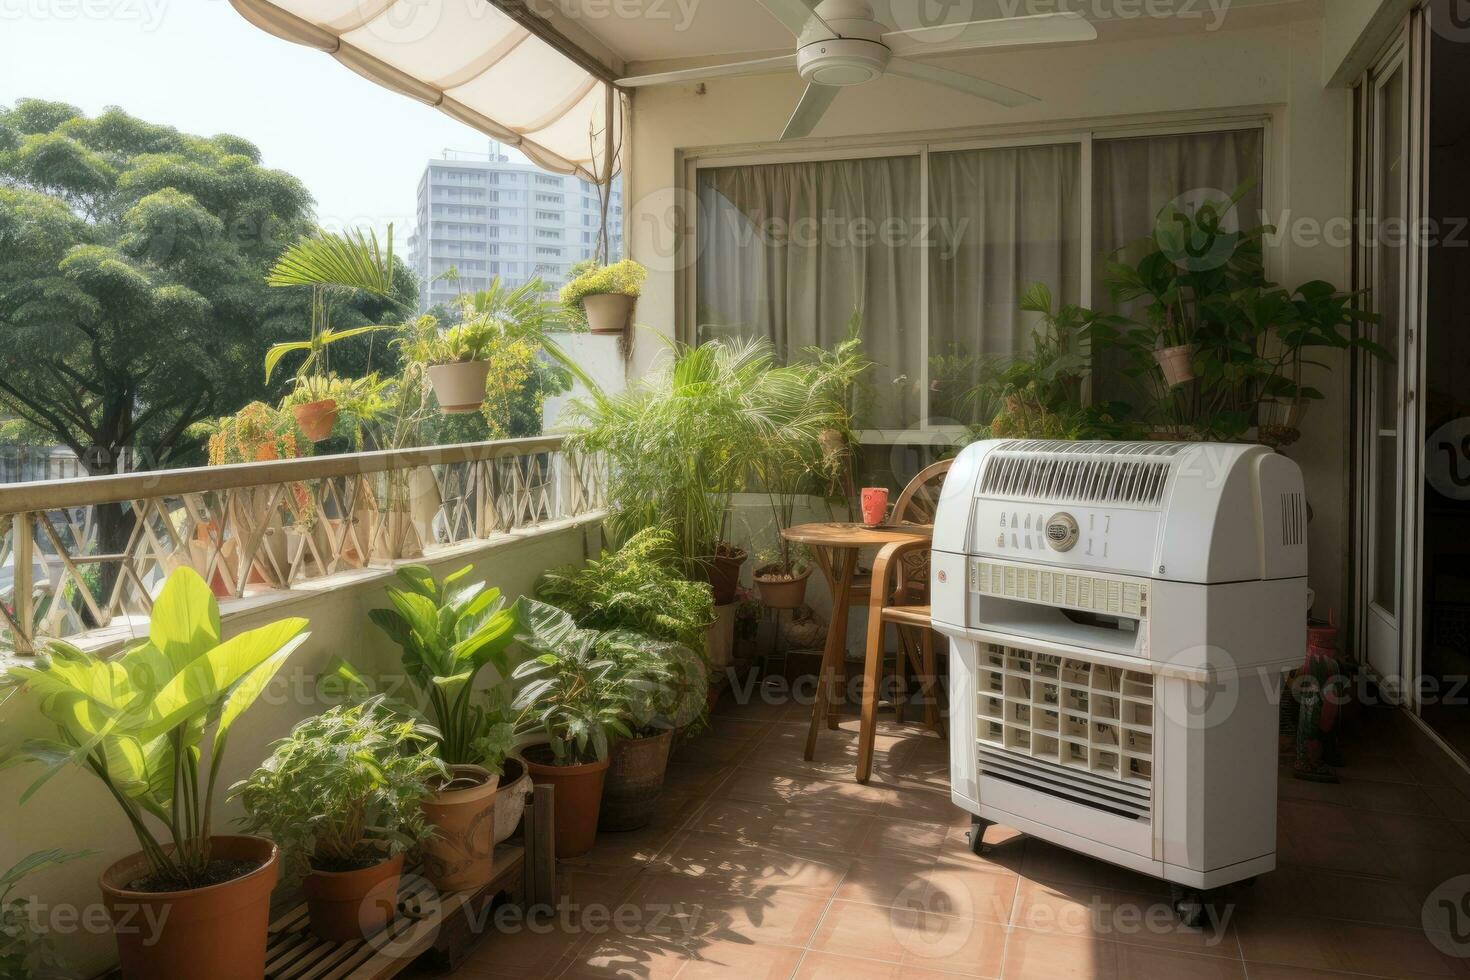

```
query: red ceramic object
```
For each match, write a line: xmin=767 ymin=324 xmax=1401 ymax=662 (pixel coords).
xmin=861 ymin=487 xmax=890 ymax=527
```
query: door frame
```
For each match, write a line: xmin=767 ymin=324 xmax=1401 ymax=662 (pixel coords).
xmin=1352 ymin=10 xmax=1431 ymax=708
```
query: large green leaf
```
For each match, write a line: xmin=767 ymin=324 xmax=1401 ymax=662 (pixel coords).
xmin=139 ymin=618 xmax=308 ymax=741
xmin=148 ymin=567 xmax=221 ymax=676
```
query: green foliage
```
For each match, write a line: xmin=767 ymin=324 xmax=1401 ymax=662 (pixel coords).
xmin=1090 ymin=183 xmax=1382 ymax=440
xmin=232 ymin=698 xmax=446 ymax=876
xmin=566 ymin=338 xmax=829 ymax=571
xmin=965 ymin=283 xmax=1143 ymax=442
xmin=357 ymin=564 xmax=520 ymax=769
xmin=0 ymin=568 xmax=311 ymax=887
xmin=0 ymin=101 xmax=409 ymax=475
xmin=558 ymin=258 xmax=646 ymax=310
xmin=0 ymin=848 xmax=90 ymax=979
xmin=281 ymin=373 xmax=393 ymax=450
xmin=508 ymin=601 xmax=640 ymax=765
xmin=535 ymin=528 xmax=716 ymax=653
xmin=201 ymin=401 xmax=314 ymax=465
xmin=599 ymin=630 xmax=707 ymax=735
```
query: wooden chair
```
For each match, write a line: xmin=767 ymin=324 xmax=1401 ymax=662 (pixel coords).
xmin=857 ymin=459 xmax=952 ymax=784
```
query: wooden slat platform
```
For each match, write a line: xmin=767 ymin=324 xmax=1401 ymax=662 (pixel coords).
xmin=265 ymin=844 xmax=524 ymax=980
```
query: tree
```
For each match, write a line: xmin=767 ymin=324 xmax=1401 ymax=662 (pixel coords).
xmin=0 ymin=101 xmax=412 ymax=567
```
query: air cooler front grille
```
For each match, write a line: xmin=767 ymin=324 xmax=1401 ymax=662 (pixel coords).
xmin=979 ymin=454 xmax=1173 ymax=508
xmin=975 ymin=644 xmax=1154 ymax=821
xmin=1281 ymin=492 xmax=1306 ymax=547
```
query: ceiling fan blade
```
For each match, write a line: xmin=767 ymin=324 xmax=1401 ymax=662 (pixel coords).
xmin=757 ymin=0 xmax=838 ymax=40
xmin=618 ymin=55 xmax=797 ymax=88
xmin=886 ymin=58 xmax=1038 ymax=108
xmin=882 ymin=11 xmax=1097 ymax=58
xmin=781 ymin=83 xmax=839 ymax=140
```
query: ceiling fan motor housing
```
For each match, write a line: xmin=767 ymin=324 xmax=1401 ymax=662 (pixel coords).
xmin=798 ymin=0 xmax=890 ymax=87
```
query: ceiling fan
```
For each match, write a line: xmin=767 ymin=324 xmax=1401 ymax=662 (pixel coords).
xmin=615 ymin=0 xmax=1098 ymax=140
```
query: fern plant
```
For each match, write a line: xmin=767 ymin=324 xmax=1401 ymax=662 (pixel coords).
xmin=535 ymin=527 xmax=716 ymax=653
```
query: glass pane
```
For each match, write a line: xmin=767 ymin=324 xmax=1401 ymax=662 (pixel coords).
xmin=1372 ymin=65 xmax=1405 ymax=617
xmin=694 ymin=156 xmax=923 ymax=429
xmin=927 ymin=143 xmax=1082 ymax=426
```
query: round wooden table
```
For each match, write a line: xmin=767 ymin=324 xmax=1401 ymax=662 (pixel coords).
xmin=780 ymin=521 xmax=934 ymax=761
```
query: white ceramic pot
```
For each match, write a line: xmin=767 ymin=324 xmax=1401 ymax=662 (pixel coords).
xmin=583 ymin=293 xmax=635 ymax=334
xmin=494 ymin=755 xmax=533 ymax=845
xmin=1153 ymin=345 xmax=1196 ymax=387
xmin=427 ymin=361 xmax=491 ymax=414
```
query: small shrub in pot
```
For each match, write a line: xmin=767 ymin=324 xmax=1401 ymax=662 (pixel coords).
xmin=233 ymin=698 xmax=446 ymax=942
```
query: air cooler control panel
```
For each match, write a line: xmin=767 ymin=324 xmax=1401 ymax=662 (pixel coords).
xmin=970 ymin=500 xmax=1161 ymax=577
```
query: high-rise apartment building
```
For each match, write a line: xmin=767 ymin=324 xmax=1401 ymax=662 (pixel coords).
xmin=408 ymin=141 xmax=623 ymax=313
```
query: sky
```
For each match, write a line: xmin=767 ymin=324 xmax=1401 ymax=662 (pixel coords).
xmin=0 ymin=0 xmax=524 ymax=238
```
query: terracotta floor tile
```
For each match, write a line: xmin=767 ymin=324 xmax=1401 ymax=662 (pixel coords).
xmin=1012 ymin=879 xmax=1238 ymax=958
xmin=1235 ymin=911 xmax=1469 ymax=977
xmin=836 ymin=855 xmax=1017 ymax=923
xmin=1000 ymin=928 xmax=1119 ymax=980
xmin=651 ymin=830 xmax=851 ymax=898
xmin=1015 ymin=839 xmax=1169 ymax=896
xmin=557 ymin=935 xmax=690 ymax=980
xmin=626 ymin=875 xmax=830 ymax=948
xmin=810 ymin=899 xmax=1006 ymax=978
xmin=675 ymin=940 xmax=805 ymax=979
xmin=793 ymin=950 xmax=976 ymax=980
xmin=1224 ymin=865 xmax=1421 ymax=927
xmin=1111 ymin=945 xmax=1246 ymax=979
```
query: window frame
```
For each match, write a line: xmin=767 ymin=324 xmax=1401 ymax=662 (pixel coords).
xmin=677 ymin=110 xmax=1274 ymax=441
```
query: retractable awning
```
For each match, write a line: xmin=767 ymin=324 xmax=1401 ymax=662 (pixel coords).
xmin=230 ymin=0 xmax=621 ymax=182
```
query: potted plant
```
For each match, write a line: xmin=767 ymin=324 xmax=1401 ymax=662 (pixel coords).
xmin=597 ymin=630 xmax=703 ymax=831
xmin=559 ymin=258 xmax=646 ymax=335
xmin=397 ymin=309 xmax=495 ymax=415
xmin=1089 ymin=184 xmax=1383 ymax=442
xmin=509 ymin=600 xmax=637 ymax=857
xmin=233 ymin=699 xmax=445 ymax=942
xmin=1 ymin=849 xmax=91 ymax=979
xmin=264 ymin=227 xmax=401 ymax=441
xmin=356 ymin=564 xmax=520 ymax=892
xmin=752 ymin=547 xmax=813 ymax=610
xmin=0 ymin=567 xmax=310 ymax=979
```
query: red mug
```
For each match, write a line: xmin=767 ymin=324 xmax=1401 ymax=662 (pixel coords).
xmin=861 ymin=487 xmax=889 ymax=527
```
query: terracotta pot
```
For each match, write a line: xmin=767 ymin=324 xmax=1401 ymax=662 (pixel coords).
xmin=599 ymin=730 xmax=674 ymax=832
xmin=292 ymin=399 xmax=338 ymax=442
xmin=421 ymin=765 xmax=499 ymax=893
xmin=522 ymin=745 xmax=610 ymax=858
xmin=754 ymin=564 xmax=812 ymax=610
xmin=583 ymin=292 xmax=635 ymax=334
xmin=302 ymin=851 xmax=404 ymax=942
xmin=704 ymin=546 xmax=747 ymax=605
xmin=98 ymin=835 xmax=278 ymax=980
xmin=1153 ymin=345 xmax=1196 ymax=387
xmin=427 ymin=361 xmax=491 ymax=414
xmin=494 ymin=755 xmax=532 ymax=845
xmin=706 ymin=602 xmax=735 ymax=669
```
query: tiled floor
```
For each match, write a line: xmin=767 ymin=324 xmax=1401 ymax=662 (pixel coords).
xmin=446 ymin=693 xmax=1470 ymax=979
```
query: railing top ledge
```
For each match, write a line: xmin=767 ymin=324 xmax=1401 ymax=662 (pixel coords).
xmin=0 ymin=436 xmax=569 ymax=513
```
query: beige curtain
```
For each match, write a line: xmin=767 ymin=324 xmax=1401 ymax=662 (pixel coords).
xmin=927 ymin=143 xmax=1083 ymax=424
xmin=695 ymin=156 xmax=923 ymax=429
xmin=1091 ymin=129 xmax=1266 ymax=401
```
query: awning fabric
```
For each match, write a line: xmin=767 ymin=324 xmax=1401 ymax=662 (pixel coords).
xmin=230 ymin=0 xmax=619 ymax=182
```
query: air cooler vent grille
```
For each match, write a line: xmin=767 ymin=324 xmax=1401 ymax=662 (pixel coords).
xmin=1281 ymin=492 xmax=1306 ymax=546
xmin=979 ymin=453 xmax=1172 ymax=507
xmin=975 ymin=644 xmax=1154 ymax=821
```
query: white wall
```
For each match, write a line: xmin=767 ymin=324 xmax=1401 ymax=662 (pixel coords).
xmin=0 ymin=520 xmax=598 ymax=977
xmin=623 ymin=5 xmax=1357 ymax=621
xmin=1323 ymin=0 xmax=1414 ymax=85
xmin=542 ymin=332 xmax=630 ymax=431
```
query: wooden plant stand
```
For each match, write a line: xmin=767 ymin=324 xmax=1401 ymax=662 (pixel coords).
xmin=262 ymin=785 xmax=556 ymax=979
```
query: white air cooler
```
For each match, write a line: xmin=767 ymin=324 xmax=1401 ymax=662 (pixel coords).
xmin=932 ymin=439 xmax=1307 ymax=892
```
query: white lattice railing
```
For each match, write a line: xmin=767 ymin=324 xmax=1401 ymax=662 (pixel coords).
xmin=0 ymin=437 xmax=605 ymax=654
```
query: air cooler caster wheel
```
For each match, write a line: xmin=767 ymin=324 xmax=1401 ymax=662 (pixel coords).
xmin=967 ymin=815 xmax=995 ymax=856
xmin=1170 ymin=885 xmax=1207 ymax=928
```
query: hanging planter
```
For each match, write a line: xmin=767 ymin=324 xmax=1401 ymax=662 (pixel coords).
xmin=427 ymin=360 xmax=491 ymax=414
xmin=561 ymin=260 xmax=647 ymax=336
xmin=291 ymin=399 xmax=338 ymax=442
xmin=1153 ymin=345 xmax=1197 ymax=387
xmin=583 ymin=293 xmax=636 ymax=334
xmin=753 ymin=563 xmax=812 ymax=610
